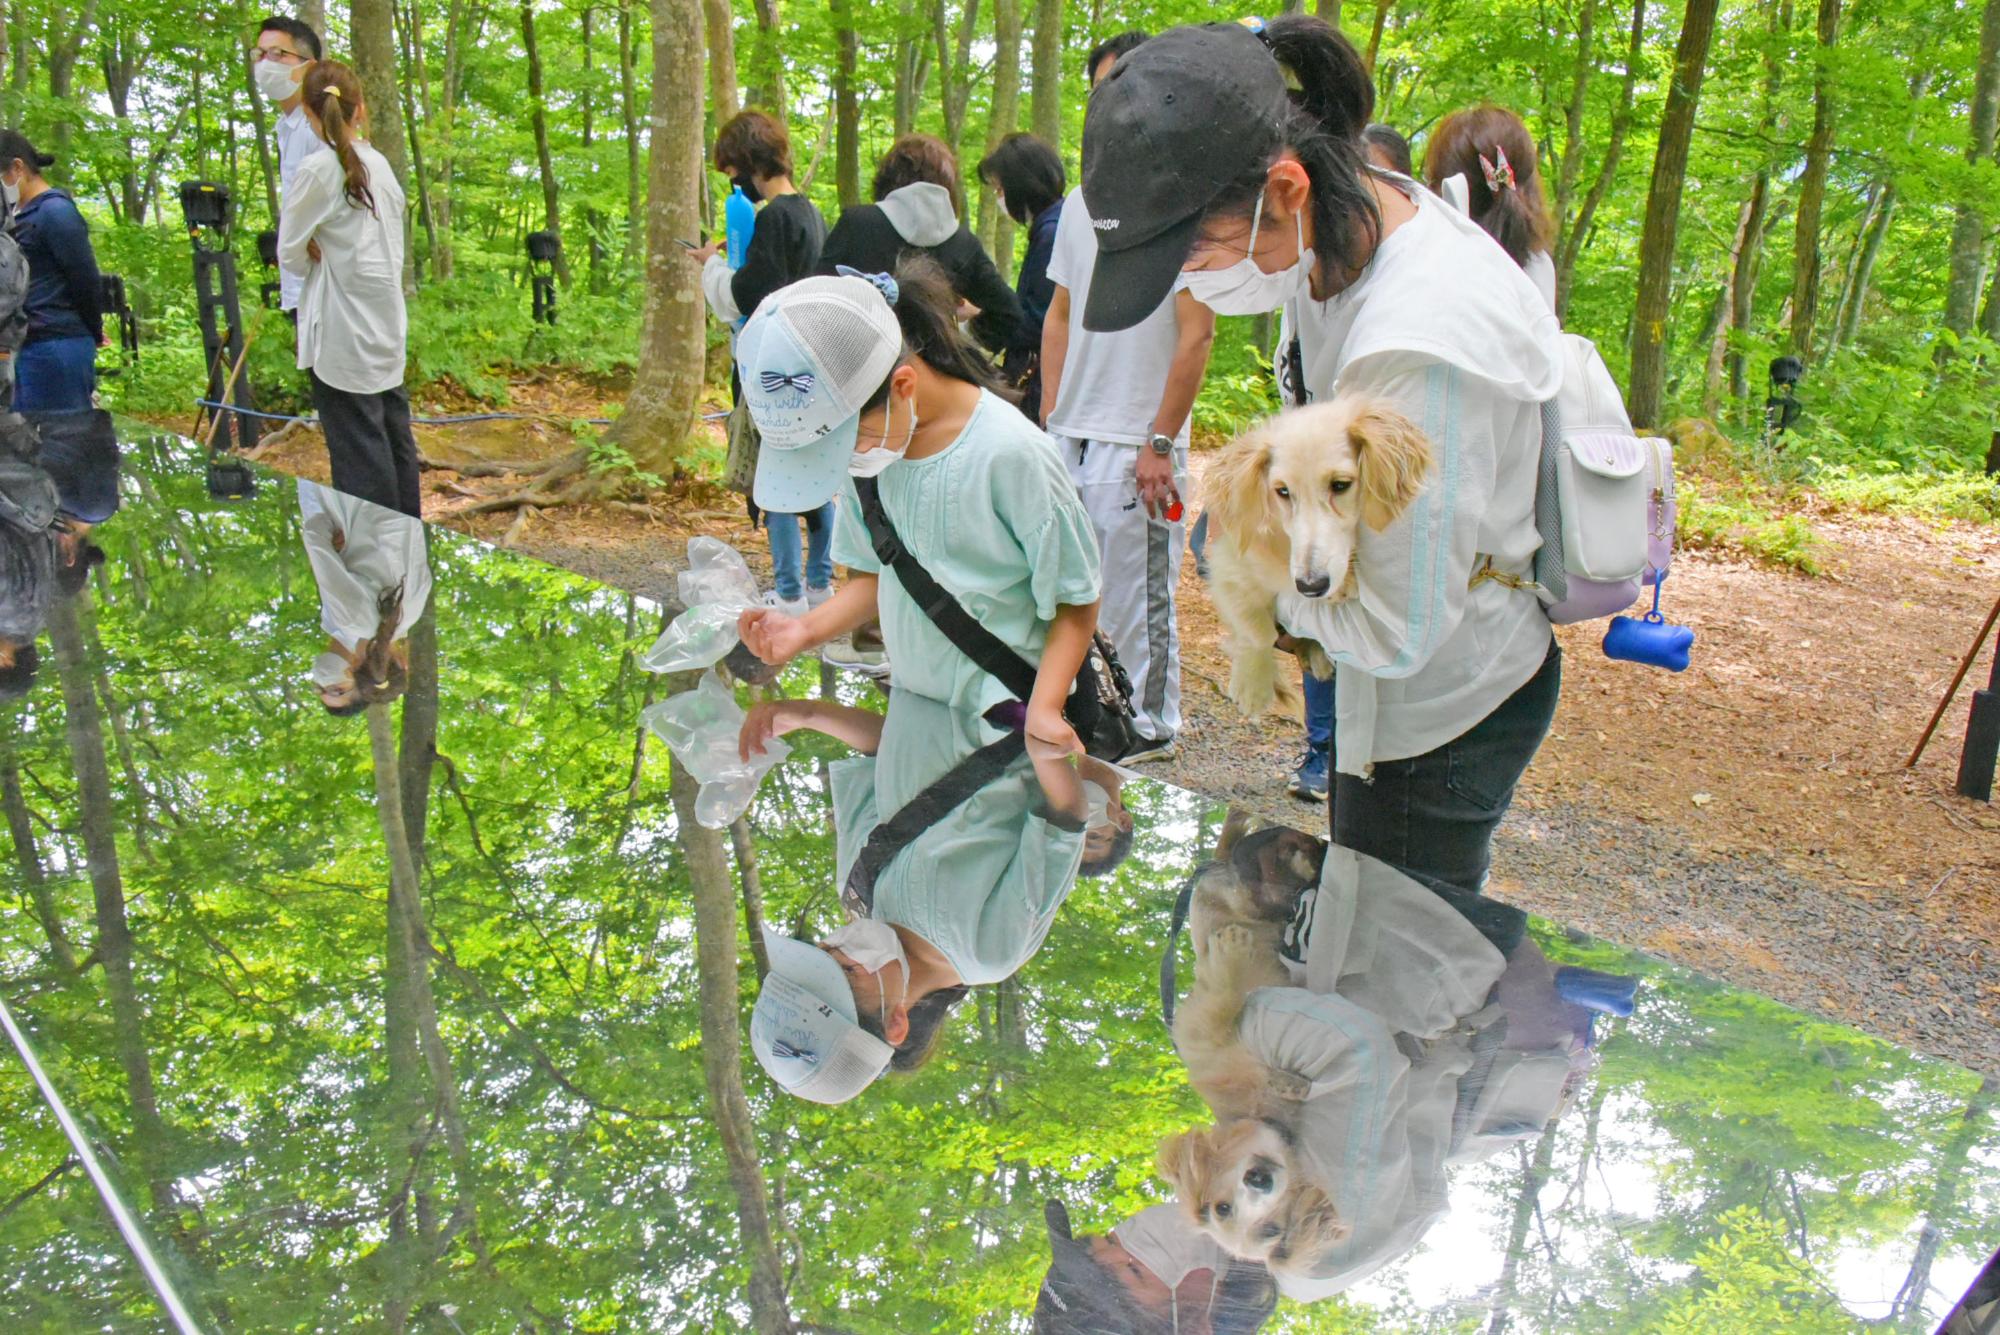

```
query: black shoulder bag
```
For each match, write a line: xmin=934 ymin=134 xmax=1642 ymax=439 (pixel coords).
xmin=844 ymin=729 xmax=1027 ymax=913
xmin=851 ymin=475 xmax=1139 ymax=762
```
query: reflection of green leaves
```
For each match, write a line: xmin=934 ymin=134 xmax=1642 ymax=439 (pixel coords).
xmin=1657 ymin=1208 xmax=1855 ymax=1334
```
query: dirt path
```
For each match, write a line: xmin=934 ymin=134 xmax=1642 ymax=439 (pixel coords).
xmin=249 ymin=412 xmax=2000 ymax=1072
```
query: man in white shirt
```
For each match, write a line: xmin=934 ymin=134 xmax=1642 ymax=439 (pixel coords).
xmin=253 ymin=15 xmax=327 ymax=315
xmin=1038 ymin=30 xmax=1217 ymax=764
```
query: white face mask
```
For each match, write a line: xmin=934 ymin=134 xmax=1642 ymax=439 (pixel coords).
xmin=1081 ymin=779 xmax=1113 ymax=830
xmin=823 ymin=918 xmax=909 ymax=1016
xmin=1182 ymin=184 xmax=1311 ymax=317
xmin=1114 ymin=1203 xmax=1227 ymax=1293
xmin=255 ymin=59 xmax=302 ymax=104
xmin=310 ymin=650 xmax=352 ymax=690
xmin=847 ymin=388 xmax=918 ymax=478
xmin=1 ymin=174 xmax=18 ymax=209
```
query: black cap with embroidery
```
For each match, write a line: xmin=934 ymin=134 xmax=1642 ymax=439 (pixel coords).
xmin=1079 ymin=21 xmax=1289 ymax=333
xmin=1033 ymin=1199 xmax=1143 ymax=1335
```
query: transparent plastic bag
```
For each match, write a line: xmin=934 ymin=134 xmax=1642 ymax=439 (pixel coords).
xmin=641 ymin=537 xmax=762 ymax=674
xmin=640 ymin=670 xmax=789 ymax=829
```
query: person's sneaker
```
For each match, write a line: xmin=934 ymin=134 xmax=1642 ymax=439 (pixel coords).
xmin=1289 ymin=745 xmax=1331 ymax=803
xmin=822 ymin=625 xmax=890 ymax=677
xmin=806 ymin=584 xmax=835 ymax=609
xmin=762 ymin=590 xmax=809 ymax=618
xmin=1121 ymin=736 xmax=1178 ymax=765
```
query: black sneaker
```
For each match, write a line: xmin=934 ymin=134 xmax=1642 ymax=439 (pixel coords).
xmin=1289 ymin=745 xmax=1330 ymax=803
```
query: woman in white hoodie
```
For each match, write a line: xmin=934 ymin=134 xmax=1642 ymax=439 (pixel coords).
xmin=1080 ymin=17 xmax=1565 ymax=896
xmin=278 ymin=60 xmax=416 ymax=517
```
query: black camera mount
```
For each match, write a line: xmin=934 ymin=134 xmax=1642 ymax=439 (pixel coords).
xmin=178 ymin=180 xmax=260 ymax=466
xmin=526 ymin=230 xmax=560 ymax=326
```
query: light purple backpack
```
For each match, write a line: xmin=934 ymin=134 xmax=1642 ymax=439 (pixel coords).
xmin=1531 ymin=334 xmax=1676 ymax=625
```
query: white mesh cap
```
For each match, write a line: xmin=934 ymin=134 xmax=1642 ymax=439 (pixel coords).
xmin=735 ymin=274 xmax=903 ymax=514
xmin=749 ymin=927 xmax=895 ymax=1104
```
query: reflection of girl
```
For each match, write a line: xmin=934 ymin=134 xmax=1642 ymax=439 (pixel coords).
xmin=740 ymin=692 xmax=1131 ymax=1103
xmin=297 ymin=480 xmax=431 ymax=714
xmin=1036 ymin=1199 xmax=1279 ymax=1335
xmin=278 ymin=61 xmax=418 ymax=517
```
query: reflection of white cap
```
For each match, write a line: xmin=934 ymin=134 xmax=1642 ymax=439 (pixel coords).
xmin=749 ymin=927 xmax=894 ymax=1104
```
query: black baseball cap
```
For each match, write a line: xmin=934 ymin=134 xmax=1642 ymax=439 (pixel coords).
xmin=1034 ymin=1200 xmax=1143 ymax=1335
xmin=1079 ymin=22 xmax=1290 ymax=332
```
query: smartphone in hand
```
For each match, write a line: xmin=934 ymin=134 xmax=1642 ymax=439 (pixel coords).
xmin=674 ymin=237 xmax=702 ymax=251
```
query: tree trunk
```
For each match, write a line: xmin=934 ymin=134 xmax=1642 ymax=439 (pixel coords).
xmin=399 ymin=603 xmax=439 ymax=863
xmin=434 ymin=0 xmax=476 ymax=278
xmin=42 ymin=0 xmax=99 ymax=176
xmin=1982 ymin=239 xmax=2000 ymax=340
xmin=1624 ymin=0 xmax=1722 ymax=428
xmin=1551 ymin=0 xmax=1600 ymax=268
xmin=832 ymin=0 xmax=862 ymax=207
xmin=1484 ymin=1122 xmax=1559 ymax=1335
xmin=1888 ymin=1076 xmax=1998 ymax=1324
xmin=1316 ymin=0 xmax=1343 ymax=21
xmin=1554 ymin=0 xmax=1644 ymax=317
xmin=728 ymin=818 xmax=770 ymax=981
xmin=1030 ymin=0 xmax=1062 ymax=149
xmin=1725 ymin=0 xmax=1790 ymax=405
xmin=749 ymin=0 xmax=786 ymax=120
xmin=1787 ymin=0 xmax=1843 ymax=360
xmin=300 ymin=0 xmax=326 ymax=36
xmin=610 ymin=0 xmax=708 ymax=472
xmin=934 ymin=0 xmax=983 ymax=160
xmin=1944 ymin=0 xmax=2000 ymax=337
xmin=979 ymin=0 xmax=1025 ymax=274
xmin=521 ymin=1 xmax=572 ymax=287
xmin=351 ymin=0 xmax=416 ymax=287
xmin=619 ymin=0 xmax=642 ymax=260
xmin=703 ymin=0 xmax=739 ymax=121
xmin=99 ymin=28 xmax=149 ymax=224
xmin=0 ymin=732 xmax=77 ymax=972
xmin=1704 ymin=194 xmax=1758 ymax=415
xmin=1364 ymin=0 xmax=1393 ymax=75
xmin=240 ymin=37 xmax=279 ymax=221
xmin=669 ymin=735 xmax=794 ymax=1334
xmin=397 ymin=0 xmax=439 ymax=281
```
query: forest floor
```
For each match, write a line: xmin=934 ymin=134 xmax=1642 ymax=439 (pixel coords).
xmin=234 ymin=369 xmax=2000 ymax=1074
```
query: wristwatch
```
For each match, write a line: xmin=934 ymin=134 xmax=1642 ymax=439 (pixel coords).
xmin=1147 ymin=433 xmax=1175 ymax=457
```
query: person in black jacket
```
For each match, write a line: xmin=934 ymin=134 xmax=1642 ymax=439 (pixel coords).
xmin=698 ymin=110 xmax=832 ymax=614
xmin=1 ymin=130 xmax=104 ymax=413
xmin=815 ymin=134 xmax=1022 ymax=359
xmin=977 ymin=132 xmax=1065 ymax=425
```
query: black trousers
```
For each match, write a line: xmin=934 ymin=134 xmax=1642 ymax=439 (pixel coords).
xmin=311 ymin=371 xmax=421 ymax=518
xmin=1332 ymin=638 xmax=1563 ymax=897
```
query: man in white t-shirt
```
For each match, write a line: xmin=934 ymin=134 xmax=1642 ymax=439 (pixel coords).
xmin=252 ymin=15 xmax=328 ymax=314
xmin=1037 ymin=31 xmax=1217 ymax=762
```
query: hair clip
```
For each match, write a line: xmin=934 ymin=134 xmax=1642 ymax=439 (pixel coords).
xmin=1479 ymin=145 xmax=1516 ymax=193
xmin=323 ymin=84 xmax=342 ymax=99
xmin=835 ymin=264 xmax=900 ymax=306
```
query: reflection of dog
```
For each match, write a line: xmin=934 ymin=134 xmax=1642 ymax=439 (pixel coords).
xmin=1162 ymin=819 xmax=1343 ymax=1275
xmin=1202 ymin=396 xmax=1432 ymax=717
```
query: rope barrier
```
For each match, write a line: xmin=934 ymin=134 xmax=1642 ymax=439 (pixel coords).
xmin=194 ymin=399 xmax=732 ymax=427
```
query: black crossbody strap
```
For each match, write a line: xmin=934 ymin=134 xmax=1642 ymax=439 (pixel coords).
xmin=1160 ymin=870 xmax=1200 ymax=1031
xmin=846 ymin=729 xmax=1027 ymax=910
xmin=853 ymin=475 xmax=1039 ymax=704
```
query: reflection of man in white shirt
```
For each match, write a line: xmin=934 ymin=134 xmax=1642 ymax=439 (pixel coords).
xmin=252 ymin=16 xmax=328 ymax=313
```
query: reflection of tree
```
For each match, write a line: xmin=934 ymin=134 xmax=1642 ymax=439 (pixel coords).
xmin=1888 ymin=1074 xmax=1999 ymax=1324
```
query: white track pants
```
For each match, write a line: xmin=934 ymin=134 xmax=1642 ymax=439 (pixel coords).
xmin=1057 ymin=436 xmax=1187 ymax=744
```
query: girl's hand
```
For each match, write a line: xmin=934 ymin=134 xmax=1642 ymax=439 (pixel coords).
xmin=739 ymin=701 xmax=803 ymax=761
xmin=694 ymin=238 xmax=723 ymax=264
xmin=1025 ymin=703 xmax=1083 ymax=758
xmin=738 ymin=607 xmax=814 ymax=666
xmin=306 ymin=238 xmax=322 ymax=263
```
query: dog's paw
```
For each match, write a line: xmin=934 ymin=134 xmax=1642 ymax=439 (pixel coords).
xmin=1265 ymin=1069 xmax=1312 ymax=1102
xmin=1208 ymin=923 xmax=1259 ymax=958
xmin=1302 ymin=641 xmax=1335 ymax=682
xmin=1227 ymin=656 xmax=1280 ymax=717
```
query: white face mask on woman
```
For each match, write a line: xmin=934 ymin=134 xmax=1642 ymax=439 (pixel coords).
xmin=255 ymin=59 xmax=303 ymax=104
xmin=1114 ymin=1204 xmax=1226 ymax=1298
xmin=1182 ymin=184 xmax=1312 ymax=317
xmin=823 ymin=918 xmax=909 ymax=1015
xmin=847 ymin=386 xmax=919 ymax=478
xmin=1 ymin=171 xmax=19 ymax=210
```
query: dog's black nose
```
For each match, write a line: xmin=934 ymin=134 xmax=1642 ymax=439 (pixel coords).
xmin=1295 ymin=574 xmax=1332 ymax=598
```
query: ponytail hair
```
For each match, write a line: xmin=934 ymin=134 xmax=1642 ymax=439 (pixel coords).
xmin=301 ymin=61 xmax=377 ymax=216
xmin=346 ymin=580 xmax=409 ymax=709
xmin=1206 ymin=15 xmax=1381 ymax=288
xmin=857 ymin=254 xmax=1008 ymax=412
xmin=1422 ymin=104 xmax=1552 ymax=268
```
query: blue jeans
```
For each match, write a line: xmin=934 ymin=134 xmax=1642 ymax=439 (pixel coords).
xmin=1332 ymin=639 xmax=1562 ymax=896
xmin=1303 ymin=668 xmax=1334 ymax=751
xmin=767 ymin=502 xmax=834 ymax=601
xmin=15 ymin=336 xmax=97 ymax=412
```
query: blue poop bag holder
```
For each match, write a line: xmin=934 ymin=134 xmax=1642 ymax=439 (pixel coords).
xmin=1603 ymin=573 xmax=1694 ymax=672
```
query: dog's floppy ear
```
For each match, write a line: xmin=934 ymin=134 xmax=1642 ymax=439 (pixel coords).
xmin=1349 ymin=399 xmax=1433 ymax=532
xmin=1269 ymin=1181 xmax=1349 ymax=1273
xmin=1204 ymin=425 xmax=1276 ymax=542
xmin=1156 ymin=1128 xmax=1218 ymax=1206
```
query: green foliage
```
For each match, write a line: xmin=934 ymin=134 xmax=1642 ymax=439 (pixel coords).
xmin=1656 ymin=1208 xmax=1858 ymax=1333
xmin=1678 ymin=479 xmax=1828 ymax=575
xmin=1812 ymin=462 xmax=2000 ymax=523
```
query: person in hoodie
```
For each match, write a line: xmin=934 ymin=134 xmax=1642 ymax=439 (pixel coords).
xmin=1081 ymin=17 xmax=1565 ymax=896
xmin=816 ymin=133 xmax=1023 ymax=359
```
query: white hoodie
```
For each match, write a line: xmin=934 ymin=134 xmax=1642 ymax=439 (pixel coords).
xmin=874 ymin=182 xmax=959 ymax=246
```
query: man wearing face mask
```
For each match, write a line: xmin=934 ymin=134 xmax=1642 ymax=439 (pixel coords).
xmin=1036 ymin=1199 xmax=1278 ymax=1334
xmin=253 ymin=15 xmax=327 ymax=318
xmin=744 ymin=692 xmax=1134 ymax=1100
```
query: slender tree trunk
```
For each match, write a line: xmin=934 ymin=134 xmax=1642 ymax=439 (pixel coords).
xmin=979 ymin=0 xmax=1025 ymax=274
xmin=1552 ymin=0 xmax=1600 ymax=272
xmin=399 ymin=604 xmax=438 ymax=862
xmin=669 ymin=740 xmax=794 ymax=1333
xmin=1625 ymin=0 xmax=1722 ymax=428
xmin=241 ymin=42 xmax=278 ymax=221
xmin=1316 ymin=0 xmax=1343 ymax=21
xmin=832 ymin=0 xmax=861 ymax=207
xmin=749 ymin=0 xmax=786 ymax=120
xmin=352 ymin=0 xmax=416 ymax=286
xmin=1364 ymin=0 xmax=1393 ymax=74
xmin=610 ymin=0 xmax=707 ymax=471
xmin=1944 ymin=0 xmax=2000 ymax=337
xmin=1726 ymin=0 xmax=1790 ymax=404
xmin=1484 ymin=1122 xmax=1559 ymax=1335
xmin=1982 ymin=239 xmax=2000 ymax=340
xmin=894 ymin=0 xmax=921 ymax=135
xmin=1030 ymin=0 xmax=1062 ymax=150
xmin=1555 ymin=0 xmax=1644 ymax=317
xmin=728 ymin=818 xmax=770 ymax=980
xmin=1787 ymin=0 xmax=1843 ymax=359
xmin=1704 ymin=194 xmax=1758 ymax=415
xmin=434 ymin=0 xmax=474 ymax=278
xmin=1834 ymin=183 xmax=1894 ymax=350
xmin=43 ymin=0 xmax=98 ymax=176
xmin=300 ymin=0 xmax=326 ymax=35
xmin=521 ymin=1 xmax=572 ymax=286
xmin=934 ymin=0 xmax=983 ymax=160
xmin=619 ymin=0 xmax=642 ymax=260
xmin=0 ymin=733 xmax=77 ymax=972
xmin=1888 ymin=1076 xmax=1999 ymax=1324
xmin=398 ymin=0 xmax=439 ymax=280
xmin=703 ymin=0 xmax=739 ymax=121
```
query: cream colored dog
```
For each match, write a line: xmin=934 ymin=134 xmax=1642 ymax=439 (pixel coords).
xmin=1203 ymin=395 xmax=1433 ymax=718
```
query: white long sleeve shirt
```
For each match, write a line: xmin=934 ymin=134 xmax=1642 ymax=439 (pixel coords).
xmin=297 ymin=479 xmax=432 ymax=648
xmin=279 ymin=141 xmax=408 ymax=395
xmin=274 ymin=105 xmax=330 ymax=312
xmin=1275 ymin=182 xmax=1563 ymax=774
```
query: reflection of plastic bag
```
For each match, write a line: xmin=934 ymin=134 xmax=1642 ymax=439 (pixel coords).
xmin=641 ymin=670 xmax=789 ymax=828
xmin=641 ymin=537 xmax=762 ymax=674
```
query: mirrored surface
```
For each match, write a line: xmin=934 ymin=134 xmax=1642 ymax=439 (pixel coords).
xmin=2 ymin=422 xmax=1996 ymax=1332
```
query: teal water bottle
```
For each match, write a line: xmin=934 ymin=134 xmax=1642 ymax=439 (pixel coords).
xmin=725 ymin=185 xmax=756 ymax=270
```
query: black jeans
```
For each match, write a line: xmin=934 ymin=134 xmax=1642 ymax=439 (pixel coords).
xmin=1332 ymin=638 xmax=1562 ymax=897
xmin=311 ymin=371 xmax=421 ymax=518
